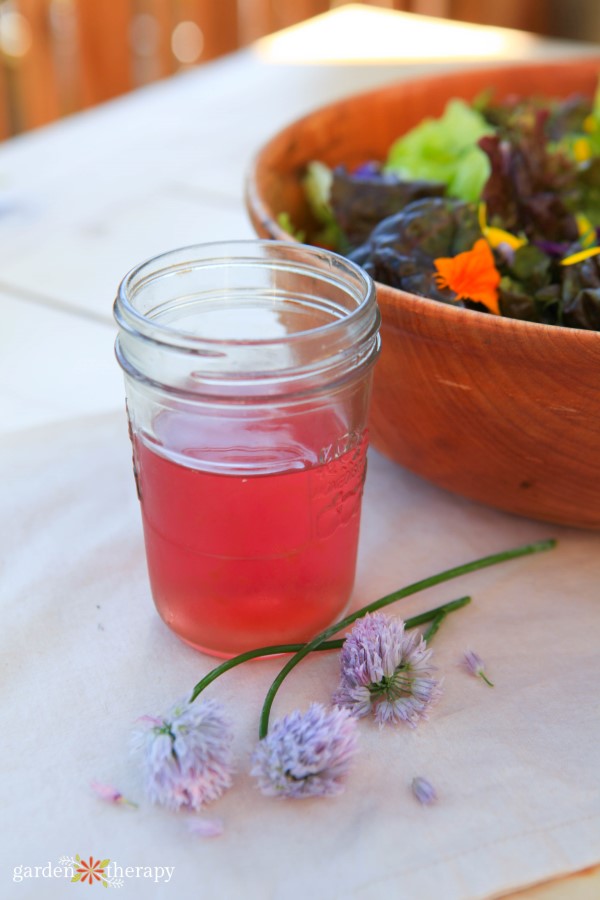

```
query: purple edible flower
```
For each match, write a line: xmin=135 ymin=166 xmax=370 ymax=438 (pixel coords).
xmin=493 ymin=241 xmax=517 ymax=266
xmin=462 ymin=650 xmax=494 ymax=687
xmin=351 ymin=160 xmax=383 ymax=179
xmin=251 ymin=703 xmax=358 ymax=799
xmin=533 ymin=238 xmax=569 ymax=258
xmin=132 ymin=697 xmax=234 ymax=811
xmin=333 ymin=612 xmax=442 ymax=727
xmin=411 ymin=776 xmax=437 ymax=806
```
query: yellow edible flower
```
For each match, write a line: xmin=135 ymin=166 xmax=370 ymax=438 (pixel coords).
xmin=560 ymin=246 xmax=600 ymax=267
xmin=573 ymin=137 xmax=592 ymax=162
xmin=478 ymin=203 xmax=526 ymax=251
xmin=576 ymin=213 xmax=596 ymax=249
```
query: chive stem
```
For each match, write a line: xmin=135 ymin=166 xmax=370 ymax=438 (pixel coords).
xmin=258 ymin=539 xmax=555 ymax=738
xmin=189 ymin=594 xmax=471 ymax=703
xmin=422 ymin=611 xmax=447 ymax=643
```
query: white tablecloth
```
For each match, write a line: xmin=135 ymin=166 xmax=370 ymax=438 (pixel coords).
xmin=3 ymin=411 xmax=599 ymax=899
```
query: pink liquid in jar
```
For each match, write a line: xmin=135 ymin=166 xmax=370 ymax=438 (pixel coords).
xmin=133 ymin=409 xmax=368 ymax=657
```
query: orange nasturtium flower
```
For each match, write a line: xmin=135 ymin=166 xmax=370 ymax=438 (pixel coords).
xmin=434 ymin=238 xmax=501 ymax=315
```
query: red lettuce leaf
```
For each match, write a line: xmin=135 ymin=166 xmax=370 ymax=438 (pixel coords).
xmin=479 ymin=110 xmax=579 ymax=244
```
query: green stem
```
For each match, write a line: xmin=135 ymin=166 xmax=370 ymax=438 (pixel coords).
xmin=258 ymin=538 xmax=555 ymax=739
xmin=189 ymin=594 xmax=471 ymax=703
xmin=479 ymin=672 xmax=495 ymax=688
xmin=422 ymin=611 xmax=447 ymax=643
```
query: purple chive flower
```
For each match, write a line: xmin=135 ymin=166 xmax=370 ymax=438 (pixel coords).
xmin=462 ymin=650 xmax=494 ymax=687
xmin=90 ymin=781 xmax=138 ymax=808
xmin=132 ymin=697 xmax=234 ymax=811
xmin=250 ymin=703 xmax=358 ymax=799
xmin=333 ymin=612 xmax=442 ymax=727
xmin=411 ymin=776 xmax=437 ymax=806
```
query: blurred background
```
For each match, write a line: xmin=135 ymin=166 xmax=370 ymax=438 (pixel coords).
xmin=0 ymin=0 xmax=597 ymax=139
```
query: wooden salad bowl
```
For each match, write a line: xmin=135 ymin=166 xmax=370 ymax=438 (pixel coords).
xmin=246 ymin=60 xmax=600 ymax=529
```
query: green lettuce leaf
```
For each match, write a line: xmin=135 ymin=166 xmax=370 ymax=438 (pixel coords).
xmin=385 ymin=99 xmax=494 ymax=202
xmin=302 ymin=161 xmax=346 ymax=248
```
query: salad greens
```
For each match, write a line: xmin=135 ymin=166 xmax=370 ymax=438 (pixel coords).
xmin=290 ymin=84 xmax=600 ymax=331
xmin=385 ymin=99 xmax=494 ymax=203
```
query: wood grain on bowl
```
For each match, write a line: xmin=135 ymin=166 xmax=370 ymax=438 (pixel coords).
xmin=371 ymin=283 xmax=600 ymax=529
xmin=246 ymin=60 xmax=600 ymax=529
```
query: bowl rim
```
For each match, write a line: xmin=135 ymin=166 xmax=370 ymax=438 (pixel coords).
xmin=375 ymin=281 xmax=600 ymax=344
xmin=246 ymin=56 xmax=600 ymax=346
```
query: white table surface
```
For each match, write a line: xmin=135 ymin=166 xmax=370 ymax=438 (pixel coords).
xmin=2 ymin=4 xmax=598 ymax=436
xmin=2 ymin=6 xmax=599 ymax=899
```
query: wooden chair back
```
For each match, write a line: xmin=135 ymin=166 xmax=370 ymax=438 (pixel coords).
xmin=0 ymin=1 xmax=552 ymax=139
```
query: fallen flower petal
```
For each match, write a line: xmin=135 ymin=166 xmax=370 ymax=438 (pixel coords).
xmin=412 ymin=776 xmax=437 ymax=806
xmin=90 ymin=781 xmax=138 ymax=808
xmin=187 ymin=817 xmax=224 ymax=838
xmin=462 ymin=650 xmax=495 ymax=687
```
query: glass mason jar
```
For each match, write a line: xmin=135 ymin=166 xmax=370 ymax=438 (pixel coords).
xmin=114 ymin=241 xmax=381 ymax=658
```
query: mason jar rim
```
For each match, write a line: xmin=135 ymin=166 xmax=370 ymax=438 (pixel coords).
xmin=114 ymin=239 xmax=377 ymax=352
